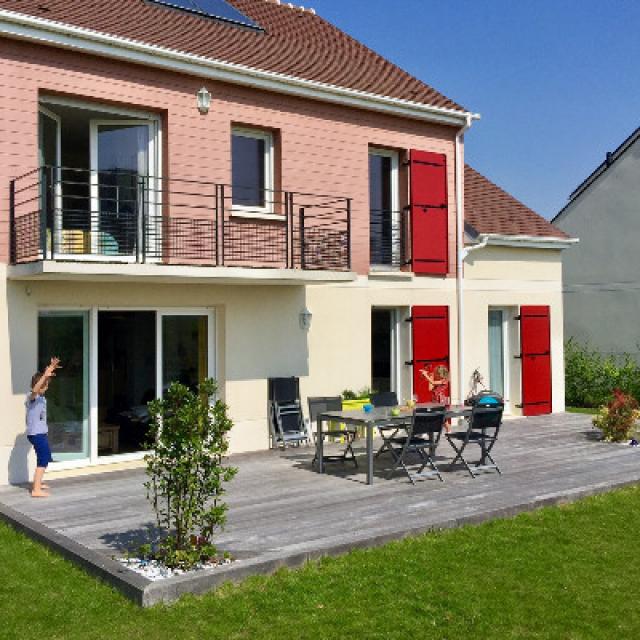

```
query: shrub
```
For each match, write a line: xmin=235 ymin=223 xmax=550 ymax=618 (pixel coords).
xmin=592 ymin=389 xmax=640 ymax=442
xmin=144 ymin=379 xmax=237 ymax=569
xmin=565 ymin=339 xmax=640 ymax=408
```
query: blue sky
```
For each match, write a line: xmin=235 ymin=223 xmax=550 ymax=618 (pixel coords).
xmin=309 ymin=0 xmax=640 ymax=219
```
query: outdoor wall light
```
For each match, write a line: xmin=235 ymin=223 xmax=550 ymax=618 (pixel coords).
xmin=299 ymin=307 xmax=313 ymax=331
xmin=196 ymin=87 xmax=212 ymax=114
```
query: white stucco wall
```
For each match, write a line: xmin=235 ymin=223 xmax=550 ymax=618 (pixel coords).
xmin=0 ymin=247 xmax=566 ymax=485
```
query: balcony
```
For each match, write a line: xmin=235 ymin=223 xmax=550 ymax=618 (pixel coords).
xmin=9 ymin=167 xmax=353 ymax=283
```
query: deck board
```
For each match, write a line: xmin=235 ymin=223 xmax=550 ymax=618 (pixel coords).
xmin=2 ymin=413 xmax=639 ymax=562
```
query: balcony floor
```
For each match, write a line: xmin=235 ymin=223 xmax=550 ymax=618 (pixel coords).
xmin=7 ymin=260 xmax=357 ymax=285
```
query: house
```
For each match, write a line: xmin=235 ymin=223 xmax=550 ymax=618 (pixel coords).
xmin=0 ymin=0 xmax=573 ymax=485
xmin=553 ymin=126 xmax=640 ymax=361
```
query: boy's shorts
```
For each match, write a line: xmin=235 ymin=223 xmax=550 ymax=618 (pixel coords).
xmin=27 ymin=434 xmax=53 ymax=468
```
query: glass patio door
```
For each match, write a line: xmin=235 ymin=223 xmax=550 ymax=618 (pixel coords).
xmin=38 ymin=312 xmax=90 ymax=462
xmin=90 ymin=121 xmax=156 ymax=259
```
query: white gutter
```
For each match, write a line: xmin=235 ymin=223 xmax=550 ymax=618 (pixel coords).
xmin=455 ymin=114 xmax=473 ymax=405
xmin=475 ymin=233 xmax=579 ymax=250
xmin=0 ymin=9 xmax=480 ymax=127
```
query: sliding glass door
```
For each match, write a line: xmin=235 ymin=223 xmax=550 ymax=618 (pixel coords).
xmin=38 ymin=312 xmax=90 ymax=462
xmin=39 ymin=308 xmax=214 ymax=467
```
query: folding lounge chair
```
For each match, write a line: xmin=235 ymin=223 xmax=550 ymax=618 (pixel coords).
xmin=386 ymin=405 xmax=447 ymax=484
xmin=308 ymin=396 xmax=358 ymax=468
xmin=370 ymin=391 xmax=400 ymax=458
xmin=446 ymin=397 xmax=504 ymax=477
xmin=268 ymin=377 xmax=310 ymax=449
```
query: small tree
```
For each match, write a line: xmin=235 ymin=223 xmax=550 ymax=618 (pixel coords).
xmin=144 ymin=379 xmax=237 ymax=568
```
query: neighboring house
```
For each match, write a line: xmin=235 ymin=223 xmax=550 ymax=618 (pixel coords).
xmin=554 ymin=127 xmax=640 ymax=361
xmin=0 ymin=0 xmax=573 ymax=485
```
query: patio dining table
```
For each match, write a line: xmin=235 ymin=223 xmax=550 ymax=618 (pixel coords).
xmin=317 ymin=404 xmax=473 ymax=485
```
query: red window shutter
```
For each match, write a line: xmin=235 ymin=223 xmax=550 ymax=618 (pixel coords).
xmin=411 ymin=306 xmax=450 ymax=403
xmin=409 ymin=150 xmax=449 ymax=275
xmin=520 ymin=306 xmax=552 ymax=416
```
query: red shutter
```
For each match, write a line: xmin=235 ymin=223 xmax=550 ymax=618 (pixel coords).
xmin=411 ymin=306 xmax=450 ymax=403
xmin=520 ymin=306 xmax=552 ymax=416
xmin=409 ymin=150 xmax=449 ymax=275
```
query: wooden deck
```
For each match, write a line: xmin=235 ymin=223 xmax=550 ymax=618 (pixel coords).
xmin=2 ymin=413 xmax=639 ymax=567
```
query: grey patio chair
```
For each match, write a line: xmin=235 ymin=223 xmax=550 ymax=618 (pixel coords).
xmin=385 ymin=405 xmax=447 ymax=484
xmin=371 ymin=391 xmax=400 ymax=458
xmin=446 ymin=397 xmax=504 ymax=477
xmin=308 ymin=396 xmax=358 ymax=468
xmin=268 ymin=377 xmax=310 ymax=449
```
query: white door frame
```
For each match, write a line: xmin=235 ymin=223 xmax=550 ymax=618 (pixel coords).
xmin=369 ymin=148 xmax=400 ymax=268
xmin=38 ymin=107 xmax=63 ymax=258
xmin=372 ymin=306 xmax=402 ymax=401
xmin=488 ymin=306 xmax=512 ymax=413
xmin=88 ymin=119 xmax=159 ymax=262
xmin=48 ymin=306 xmax=217 ymax=471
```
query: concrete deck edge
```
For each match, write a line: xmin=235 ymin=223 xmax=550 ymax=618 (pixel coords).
xmin=0 ymin=500 xmax=150 ymax=605
xmin=2 ymin=475 xmax=640 ymax=607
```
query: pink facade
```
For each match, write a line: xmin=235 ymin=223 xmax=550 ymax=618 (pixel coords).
xmin=0 ymin=39 xmax=460 ymax=275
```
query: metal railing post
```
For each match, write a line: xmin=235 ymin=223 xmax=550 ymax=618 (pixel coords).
xmin=299 ymin=206 xmax=306 ymax=270
xmin=214 ymin=183 xmax=219 ymax=266
xmin=139 ymin=176 xmax=147 ymax=263
xmin=219 ymin=184 xmax=225 ymax=266
xmin=42 ymin=166 xmax=55 ymax=260
xmin=289 ymin=192 xmax=295 ymax=268
xmin=346 ymin=198 xmax=352 ymax=271
xmin=284 ymin=191 xmax=290 ymax=269
xmin=9 ymin=179 xmax=15 ymax=264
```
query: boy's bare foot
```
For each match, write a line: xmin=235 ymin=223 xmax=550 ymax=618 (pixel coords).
xmin=31 ymin=490 xmax=50 ymax=498
xmin=41 ymin=484 xmax=50 ymax=490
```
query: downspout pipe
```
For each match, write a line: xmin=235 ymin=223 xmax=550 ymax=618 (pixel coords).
xmin=455 ymin=114 xmax=473 ymax=404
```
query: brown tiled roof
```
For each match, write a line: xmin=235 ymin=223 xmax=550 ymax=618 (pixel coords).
xmin=0 ymin=0 xmax=465 ymax=112
xmin=465 ymin=165 xmax=569 ymax=239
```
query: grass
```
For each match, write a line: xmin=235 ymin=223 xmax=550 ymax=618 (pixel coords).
xmin=566 ymin=406 xmax=599 ymax=415
xmin=3 ymin=486 xmax=640 ymax=639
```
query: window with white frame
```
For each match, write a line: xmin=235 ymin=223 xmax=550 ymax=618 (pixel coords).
xmin=231 ymin=126 xmax=274 ymax=214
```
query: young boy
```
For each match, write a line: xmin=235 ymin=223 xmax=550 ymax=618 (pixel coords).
xmin=26 ymin=356 xmax=61 ymax=498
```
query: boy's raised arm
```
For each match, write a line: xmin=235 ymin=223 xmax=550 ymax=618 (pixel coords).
xmin=30 ymin=357 xmax=61 ymax=399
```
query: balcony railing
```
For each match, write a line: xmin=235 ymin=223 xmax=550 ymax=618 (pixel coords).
xmin=369 ymin=209 xmax=407 ymax=269
xmin=9 ymin=167 xmax=352 ymax=272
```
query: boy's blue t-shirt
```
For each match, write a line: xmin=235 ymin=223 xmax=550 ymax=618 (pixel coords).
xmin=25 ymin=394 xmax=47 ymax=436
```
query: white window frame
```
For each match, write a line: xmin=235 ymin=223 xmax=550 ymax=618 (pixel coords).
xmin=231 ymin=126 xmax=277 ymax=219
xmin=368 ymin=147 xmax=400 ymax=269
xmin=43 ymin=306 xmax=217 ymax=471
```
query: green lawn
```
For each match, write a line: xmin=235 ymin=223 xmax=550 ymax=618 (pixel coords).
xmin=566 ymin=407 xmax=599 ymax=415
xmin=3 ymin=486 xmax=640 ymax=639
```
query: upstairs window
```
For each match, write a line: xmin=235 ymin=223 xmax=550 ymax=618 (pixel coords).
xmin=231 ymin=127 xmax=274 ymax=213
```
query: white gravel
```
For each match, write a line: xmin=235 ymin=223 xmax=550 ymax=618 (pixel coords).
xmin=119 ymin=557 xmax=235 ymax=581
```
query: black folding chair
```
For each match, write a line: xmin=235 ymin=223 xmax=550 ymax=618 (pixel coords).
xmin=268 ymin=377 xmax=310 ymax=449
xmin=370 ymin=391 xmax=400 ymax=458
xmin=386 ymin=405 xmax=447 ymax=484
xmin=308 ymin=396 xmax=358 ymax=468
xmin=446 ymin=398 xmax=504 ymax=477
